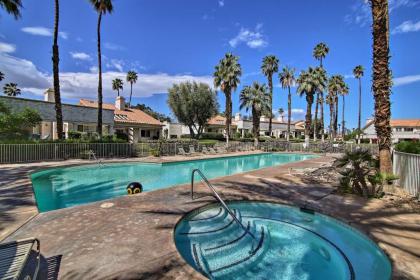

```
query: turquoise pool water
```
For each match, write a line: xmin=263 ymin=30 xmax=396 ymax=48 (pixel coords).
xmin=174 ymin=202 xmax=392 ymax=280
xmin=31 ymin=153 xmax=315 ymax=212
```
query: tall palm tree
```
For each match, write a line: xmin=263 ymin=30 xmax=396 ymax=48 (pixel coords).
xmin=328 ymin=75 xmax=348 ymax=139
xmin=339 ymin=79 xmax=349 ymax=137
xmin=0 ymin=0 xmax=23 ymax=19
xmin=369 ymin=0 xmax=392 ymax=173
xmin=261 ymin=55 xmax=279 ymax=136
xmin=89 ymin=0 xmax=113 ymax=137
xmin=112 ymin=78 xmax=123 ymax=96
xmin=214 ymin=53 xmax=242 ymax=144
xmin=3 ymin=83 xmax=21 ymax=96
xmin=353 ymin=65 xmax=364 ymax=143
xmin=0 ymin=72 xmax=4 ymax=81
xmin=279 ymin=66 xmax=295 ymax=141
xmin=52 ymin=0 xmax=64 ymax=140
xmin=297 ymin=67 xmax=326 ymax=145
xmin=126 ymin=70 xmax=138 ymax=107
xmin=313 ymin=42 xmax=329 ymax=141
xmin=239 ymin=82 xmax=270 ymax=146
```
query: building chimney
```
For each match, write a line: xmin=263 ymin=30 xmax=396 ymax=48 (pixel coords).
xmin=44 ymin=88 xmax=55 ymax=102
xmin=115 ymin=96 xmax=125 ymax=110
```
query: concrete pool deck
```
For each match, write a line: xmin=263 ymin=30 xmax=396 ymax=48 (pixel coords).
xmin=0 ymin=153 xmax=419 ymax=279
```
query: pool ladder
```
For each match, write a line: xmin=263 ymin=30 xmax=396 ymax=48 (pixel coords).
xmin=191 ymin=169 xmax=256 ymax=240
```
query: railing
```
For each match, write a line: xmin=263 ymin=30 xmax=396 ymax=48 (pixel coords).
xmin=191 ymin=168 xmax=256 ymax=240
xmin=0 ymin=141 xmax=379 ymax=164
xmin=393 ymin=151 xmax=420 ymax=198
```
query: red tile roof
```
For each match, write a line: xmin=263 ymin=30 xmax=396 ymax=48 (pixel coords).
xmin=79 ymin=99 xmax=163 ymax=126
xmin=390 ymin=119 xmax=420 ymax=127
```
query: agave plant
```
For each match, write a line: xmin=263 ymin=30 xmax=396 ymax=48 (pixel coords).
xmin=335 ymin=149 xmax=384 ymax=198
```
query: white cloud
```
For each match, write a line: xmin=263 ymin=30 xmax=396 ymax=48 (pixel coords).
xmin=0 ymin=42 xmax=16 ymax=53
xmin=104 ymin=42 xmax=125 ymax=51
xmin=70 ymin=52 xmax=92 ymax=61
xmin=218 ymin=0 xmax=225 ymax=7
xmin=0 ymin=52 xmax=213 ymax=101
xmin=392 ymin=20 xmax=420 ymax=34
xmin=106 ymin=59 xmax=124 ymax=72
xmin=21 ymin=26 xmax=68 ymax=39
xmin=393 ymin=74 xmax=420 ymax=86
xmin=345 ymin=0 xmax=420 ymax=27
xmin=89 ymin=66 xmax=98 ymax=73
xmin=229 ymin=24 xmax=268 ymax=49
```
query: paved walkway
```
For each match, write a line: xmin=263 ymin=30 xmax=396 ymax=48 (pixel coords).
xmin=1 ymin=154 xmax=419 ymax=279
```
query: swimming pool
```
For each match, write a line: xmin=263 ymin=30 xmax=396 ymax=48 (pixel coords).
xmin=174 ymin=201 xmax=392 ymax=280
xmin=31 ymin=153 xmax=316 ymax=212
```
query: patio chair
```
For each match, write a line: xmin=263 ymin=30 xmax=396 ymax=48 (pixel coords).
xmin=0 ymin=238 xmax=40 ymax=280
xmin=189 ymin=145 xmax=199 ymax=155
xmin=178 ymin=147 xmax=190 ymax=156
xmin=209 ymin=147 xmax=217 ymax=154
xmin=201 ymin=146 xmax=211 ymax=154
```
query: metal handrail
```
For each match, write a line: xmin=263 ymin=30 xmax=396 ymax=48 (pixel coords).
xmin=191 ymin=169 xmax=256 ymax=240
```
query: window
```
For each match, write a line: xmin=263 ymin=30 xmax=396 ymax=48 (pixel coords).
xmin=77 ymin=125 xmax=84 ymax=132
xmin=141 ymin=130 xmax=151 ymax=138
xmin=405 ymin=128 xmax=414 ymax=132
xmin=396 ymin=127 xmax=402 ymax=132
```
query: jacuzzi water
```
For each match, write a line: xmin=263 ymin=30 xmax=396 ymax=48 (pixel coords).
xmin=174 ymin=202 xmax=392 ymax=280
xmin=31 ymin=153 xmax=315 ymax=212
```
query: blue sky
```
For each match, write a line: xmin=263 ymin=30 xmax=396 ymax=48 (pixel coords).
xmin=0 ymin=0 xmax=419 ymax=129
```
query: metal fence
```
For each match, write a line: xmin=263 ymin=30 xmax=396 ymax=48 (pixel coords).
xmin=0 ymin=141 xmax=379 ymax=164
xmin=393 ymin=151 xmax=420 ymax=198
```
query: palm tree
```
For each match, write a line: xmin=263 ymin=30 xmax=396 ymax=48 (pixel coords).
xmin=313 ymin=42 xmax=329 ymax=141
xmin=52 ymin=0 xmax=64 ymax=140
xmin=297 ymin=67 xmax=326 ymax=145
xmin=214 ymin=53 xmax=242 ymax=144
xmin=328 ymin=75 xmax=348 ymax=139
xmin=279 ymin=66 xmax=295 ymax=141
xmin=353 ymin=65 xmax=364 ymax=143
xmin=0 ymin=0 xmax=23 ymax=19
xmin=339 ymin=79 xmax=349 ymax=137
xmin=239 ymin=82 xmax=270 ymax=146
xmin=112 ymin=78 xmax=123 ymax=96
xmin=89 ymin=0 xmax=113 ymax=137
xmin=369 ymin=0 xmax=392 ymax=173
xmin=325 ymin=87 xmax=336 ymax=140
xmin=261 ymin=55 xmax=279 ymax=136
xmin=126 ymin=70 xmax=138 ymax=108
xmin=278 ymin=108 xmax=285 ymax=122
xmin=3 ymin=83 xmax=21 ymax=96
xmin=0 ymin=72 xmax=4 ymax=81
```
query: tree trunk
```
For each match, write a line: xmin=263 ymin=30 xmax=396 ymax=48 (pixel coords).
xmin=371 ymin=0 xmax=392 ymax=173
xmin=329 ymin=103 xmax=335 ymax=140
xmin=357 ymin=77 xmax=362 ymax=144
xmin=225 ymin=89 xmax=231 ymax=145
xmin=287 ymin=86 xmax=291 ymax=142
xmin=129 ymin=82 xmax=133 ymax=108
xmin=342 ymin=95 xmax=345 ymax=137
xmin=268 ymin=74 xmax=273 ymax=136
xmin=320 ymin=92 xmax=325 ymax=142
xmin=334 ymin=97 xmax=338 ymax=137
xmin=313 ymin=93 xmax=319 ymax=141
xmin=52 ymin=0 xmax=64 ymax=140
xmin=252 ymin=107 xmax=259 ymax=147
xmin=305 ymin=94 xmax=313 ymax=146
xmin=96 ymin=12 xmax=103 ymax=137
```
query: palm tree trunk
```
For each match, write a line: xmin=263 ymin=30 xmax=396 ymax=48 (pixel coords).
xmin=329 ymin=103 xmax=334 ymax=140
xmin=129 ymin=82 xmax=133 ymax=108
xmin=334 ymin=97 xmax=338 ymax=137
xmin=371 ymin=0 xmax=392 ymax=173
xmin=268 ymin=74 xmax=273 ymax=136
xmin=96 ymin=12 xmax=103 ymax=137
xmin=305 ymin=94 xmax=313 ymax=146
xmin=252 ymin=107 xmax=259 ymax=147
xmin=320 ymin=92 xmax=325 ymax=142
xmin=342 ymin=95 xmax=345 ymax=137
xmin=52 ymin=0 xmax=64 ymax=140
xmin=287 ymin=86 xmax=291 ymax=142
xmin=313 ymin=93 xmax=319 ymax=140
xmin=357 ymin=77 xmax=362 ymax=144
xmin=225 ymin=89 xmax=231 ymax=145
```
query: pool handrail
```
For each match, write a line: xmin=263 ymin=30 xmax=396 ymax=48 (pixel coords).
xmin=191 ymin=168 xmax=256 ymax=240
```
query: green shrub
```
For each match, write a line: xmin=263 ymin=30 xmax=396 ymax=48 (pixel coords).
xmin=200 ymin=133 xmax=225 ymax=141
xmin=199 ymin=139 xmax=218 ymax=145
xmin=68 ymin=131 xmax=82 ymax=139
xmin=395 ymin=141 xmax=420 ymax=154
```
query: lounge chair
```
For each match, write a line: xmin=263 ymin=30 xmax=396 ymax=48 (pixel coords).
xmin=201 ymin=146 xmax=211 ymax=154
xmin=189 ymin=145 xmax=199 ymax=155
xmin=209 ymin=147 xmax=217 ymax=154
xmin=0 ymin=238 xmax=40 ymax=280
xmin=178 ymin=147 xmax=190 ymax=156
